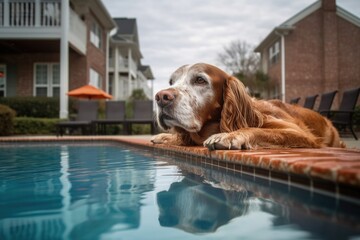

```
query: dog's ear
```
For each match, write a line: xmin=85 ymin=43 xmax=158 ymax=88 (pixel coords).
xmin=220 ymin=76 xmax=263 ymax=132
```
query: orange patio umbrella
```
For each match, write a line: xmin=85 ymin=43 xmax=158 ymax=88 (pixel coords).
xmin=67 ymin=84 xmax=112 ymax=100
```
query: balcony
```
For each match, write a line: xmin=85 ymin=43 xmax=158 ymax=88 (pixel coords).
xmin=109 ymin=56 xmax=138 ymax=77
xmin=0 ymin=0 xmax=86 ymax=54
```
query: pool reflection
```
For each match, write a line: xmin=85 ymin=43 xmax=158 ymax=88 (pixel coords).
xmin=157 ymin=172 xmax=250 ymax=233
xmin=0 ymin=144 xmax=156 ymax=240
xmin=157 ymin=157 xmax=360 ymax=239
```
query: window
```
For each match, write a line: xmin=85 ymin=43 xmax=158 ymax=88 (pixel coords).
xmin=89 ymin=68 xmax=102 ymax=88
xmin=90 ymin=20 xmax=102 ymax=48
xmin=34 ymin=63 xmax=60 ymax=97
xmin=0 ymin=65 xmax=6 ymax=97
xmin=269 ymin=41 xmax=280 ymax=65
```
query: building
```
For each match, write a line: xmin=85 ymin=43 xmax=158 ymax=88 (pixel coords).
xmin=109 ymin=18 xmax=154 ymax=100
xmin=254 ymin=0 xmax=360 ymax=108
xmin=0 ymin=0 xmax=115 ymax=118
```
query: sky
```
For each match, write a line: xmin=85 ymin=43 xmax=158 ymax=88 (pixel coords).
xmin=102 ymin=0 xmax=360 ymax=97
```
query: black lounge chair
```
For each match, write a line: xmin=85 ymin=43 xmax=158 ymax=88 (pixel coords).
xmin=94 ymin=101 xmax=126 ymax=135
xmin=290 ymin=97 xmax=301 ymax=104
xmin=57 ymin=101 xmax=98 ymax=136
xmin=126 ymin=100 xmax=155 ymax=135
xmin=321 ymin=87 xmax=360 ymax=140
xmin=317 ymin=90 xmax=337 ymax=115
xmin=303 ymin=94 xmax=318 ymax=109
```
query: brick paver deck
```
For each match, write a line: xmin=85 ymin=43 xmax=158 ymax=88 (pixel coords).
xmin=1 ymin=136 xmax=360 ymax=201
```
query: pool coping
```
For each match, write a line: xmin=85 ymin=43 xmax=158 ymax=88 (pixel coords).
xmin=1 ymin=135 xmax=360 ymax=201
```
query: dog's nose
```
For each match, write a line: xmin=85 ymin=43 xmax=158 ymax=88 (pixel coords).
xmin=155 ymin=89 xmax=176 ymax=107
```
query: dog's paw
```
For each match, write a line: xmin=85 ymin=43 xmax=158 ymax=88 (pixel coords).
xmin=203 ymin=133 xmax=251 ymax=150
xmin=151 ymin=133 xmax=175 ymax=144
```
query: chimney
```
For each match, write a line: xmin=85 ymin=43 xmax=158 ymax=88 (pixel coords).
xmin=322 ymin=0 xmax=336 ymax=11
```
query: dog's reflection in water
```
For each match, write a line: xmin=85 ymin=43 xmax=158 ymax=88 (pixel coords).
xmin=157 ymin=173 xmax=250 ymax=233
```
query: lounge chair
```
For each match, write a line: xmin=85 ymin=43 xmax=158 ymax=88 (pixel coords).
xmin=317 ymin=90 xmax=337 ymax=115
xmin=303 ymin=94 xmax=318 ymax=109
xmin=126 ymin=100 xmax=155 ymax=135
xmin=290 ymin=97 xmax=300 ymax=104
xmin=57 ymin=101 xmax=98 ymax=136
xmin=320 ymin=87 xmax=360 ymax=140
xmin=94 ymin=101 xmax=126 ymax=135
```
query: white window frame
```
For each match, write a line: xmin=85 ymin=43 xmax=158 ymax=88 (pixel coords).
xmin=269 ymin=41 xmax=280 ymax=65
xmin=0 ymin=65 xmax=6 ymax=97
xmin=33 ymin=63 xmax=60 ymax=97
xmin=90 ymin=20 xmax=102 ymax=49
xmin=89 ymin=68 xmax=102 ymax=89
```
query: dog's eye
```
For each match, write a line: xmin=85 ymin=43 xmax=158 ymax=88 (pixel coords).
xmin=194 ymin=76 xmax=207 ymax=85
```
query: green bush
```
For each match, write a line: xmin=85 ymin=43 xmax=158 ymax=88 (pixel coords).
xmin=0 ymin=104 xmax=16 ymax=136
xmin=14 ymin=117 xmax=59 ymax=135
xmin=0 ymin=97 xmax=77 ymax=118
xmin=131 ymin=124 xmax=151 ymax=135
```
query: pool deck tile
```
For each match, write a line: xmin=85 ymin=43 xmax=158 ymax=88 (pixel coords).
xmin=1 ymin=135 xmax=360 ymax=198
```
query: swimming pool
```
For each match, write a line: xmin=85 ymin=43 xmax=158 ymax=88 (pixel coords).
xmin=0 ymin=142 xmax=359 ymax=240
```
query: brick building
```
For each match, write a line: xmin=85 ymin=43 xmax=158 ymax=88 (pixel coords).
xmin=0 ymin=0 xmax=115 ymax=118
xmin=254 ymin=0 xmax=360 ymax=108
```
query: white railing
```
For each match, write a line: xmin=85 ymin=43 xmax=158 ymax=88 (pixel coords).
xmin=0 ymin=0 xmax=61 ymax=27
xmin=40 ymin=0 xmax=60 ymax=26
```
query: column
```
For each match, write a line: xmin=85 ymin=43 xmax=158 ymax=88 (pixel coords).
xmin=59 ymin=0 xmax=69 ymax=119
xmin=114 ymin=46 xmax=119 ymax=99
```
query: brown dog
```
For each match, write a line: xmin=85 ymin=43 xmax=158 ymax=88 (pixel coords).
xmin=151 ymin=63 xmax=343 ymax=149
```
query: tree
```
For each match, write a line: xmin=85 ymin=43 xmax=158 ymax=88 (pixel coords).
xmin=217 ymin=40 xmax=259 ymax=76
xmin=217 ymin=40 xmax=275 ymax=99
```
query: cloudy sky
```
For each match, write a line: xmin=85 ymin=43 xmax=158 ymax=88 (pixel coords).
xmin=102 ymin=0 xmax=360 ymax=96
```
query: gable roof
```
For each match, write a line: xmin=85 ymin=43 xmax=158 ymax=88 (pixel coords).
xmin=254 ymin=0 xmax=360 ymax=52
xmin=112 ymin=18 xmax=140 ymax=46
xmin=139 ymin=65 xmax=155 ymax=80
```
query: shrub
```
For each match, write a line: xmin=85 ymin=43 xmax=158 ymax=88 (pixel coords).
xmin=14 ymin=117 xmax=59 ymax=135
xmin=0 ymin=104 xmax=16 ymax=136
xmin=0 ymin=97 xmax=77 ymax=118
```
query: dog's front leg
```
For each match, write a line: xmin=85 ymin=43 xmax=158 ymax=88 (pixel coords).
xmin=151 ymin=133 xmax=184 ymax=145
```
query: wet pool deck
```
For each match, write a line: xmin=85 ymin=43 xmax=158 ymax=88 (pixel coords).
xmin=1 ymin=135 xmax=360 ymax=201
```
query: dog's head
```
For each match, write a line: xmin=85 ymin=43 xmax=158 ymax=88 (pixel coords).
xmin=154 ymin=63 xmax=262 ymax=134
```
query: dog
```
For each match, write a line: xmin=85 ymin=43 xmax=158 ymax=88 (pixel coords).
xmin=151 ymin=63 xmax=344 ymax=150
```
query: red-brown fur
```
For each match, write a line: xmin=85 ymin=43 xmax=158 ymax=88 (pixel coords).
xmin=152 ymin=63 xmax=344 ymax=149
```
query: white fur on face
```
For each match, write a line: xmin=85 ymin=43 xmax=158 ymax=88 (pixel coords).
xmin=156 ymin=64 xmax=215 ymax=132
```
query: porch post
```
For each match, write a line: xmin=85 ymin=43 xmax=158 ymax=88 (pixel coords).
xmin=106 ymin=32 xmax=110 ymax=94
xmin=114 ymin=46 xmax=119 ymax=99
xmin=59 ymin=0 xmax=69 ymax=119
xmin=128 ymin=48 xmax=132 ymax=99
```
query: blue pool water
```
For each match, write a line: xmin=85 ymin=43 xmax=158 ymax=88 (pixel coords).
xmin=0 ymin=143 xmax=359 ymax=240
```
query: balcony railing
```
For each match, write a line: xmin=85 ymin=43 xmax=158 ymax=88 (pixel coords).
xmin=0 ymin=0 xmax=61 ymax=27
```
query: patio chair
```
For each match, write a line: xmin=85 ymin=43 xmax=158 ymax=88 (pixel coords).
xmin=317 ymin=90 xmax=337 ymax=115
xmin=94 ymin=101 xmax=126 ymax=135
xmin=303 ymin=94 xmax=318 ymax=109
xmin=57 ymin=101 xmax=98 ymax=136
xmin=126 ymin=100 xmax=156 ymax=135
xmin=290 ymin=97 xmax=300 ymax=104
xmin=320 ymin=87 xmax=360 ymax=140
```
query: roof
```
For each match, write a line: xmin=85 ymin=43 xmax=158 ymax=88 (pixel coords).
xmin=254 ymin=0 xmax=360 ymax=52
xmin=112 ymin=18 xmax=139 ymax=45
xmin=139 ymin=65 xmax=155 ymax=80
xmin=88 ymin=0 xmax=116 ymax=30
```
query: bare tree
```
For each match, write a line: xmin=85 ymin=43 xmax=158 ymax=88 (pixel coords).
xmin=217 ymin=40 xmax=276 ymax=99
xmin=217 ymin=40 xmax=260 ymax=76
